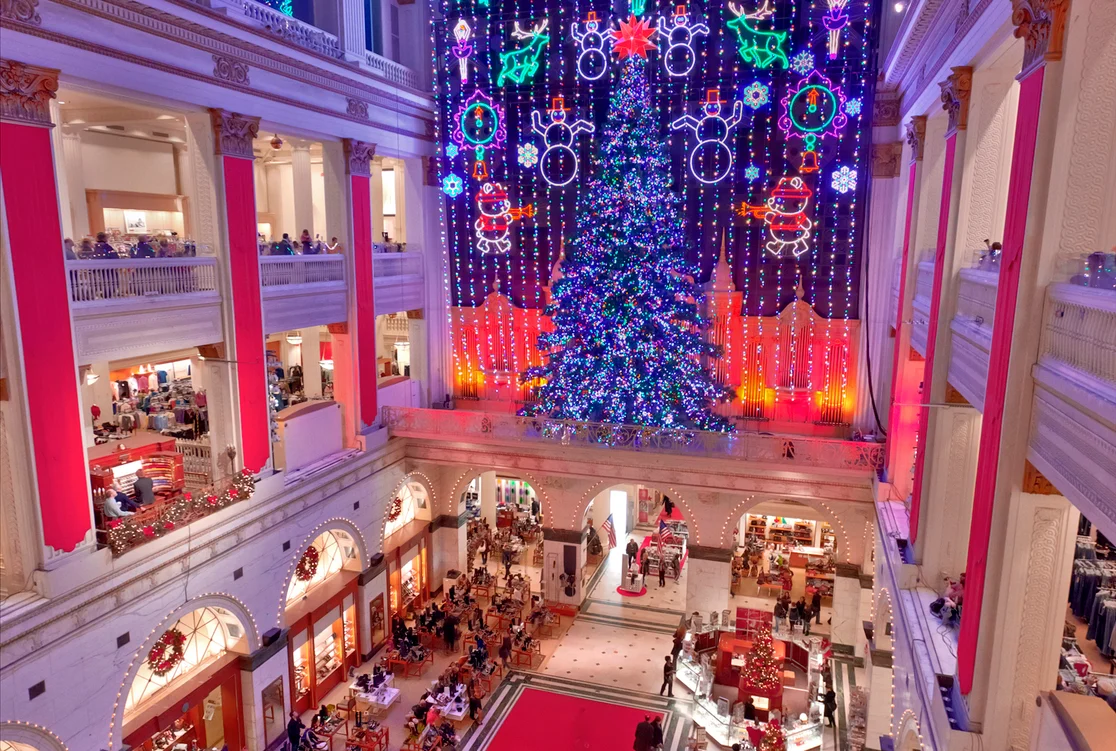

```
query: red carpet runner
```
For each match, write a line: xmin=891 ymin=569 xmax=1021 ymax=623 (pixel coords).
xmin=484 ymin=688 xmax=658 ymax=751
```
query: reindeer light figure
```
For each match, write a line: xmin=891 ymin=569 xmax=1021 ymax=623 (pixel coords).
xmin=497 ymin=19 xmax=550 ymax=87
xmin=726 ymin=1 xmax=789 ymax=70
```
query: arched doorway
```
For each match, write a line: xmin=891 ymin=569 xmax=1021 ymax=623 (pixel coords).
xmin=116 ymin=602 xmax=254 ymax=751
xmin=283 ymin=526 xmax=364 ymax=713
xmin=0 ymin=723 xmax=68 ymax=751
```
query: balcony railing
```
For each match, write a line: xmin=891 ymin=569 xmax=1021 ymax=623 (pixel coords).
xmin=372 ymin=251 xmax=423 ymax=280
xmin=947 ymin=268 xmax=999 ymax=409
xmin=364 ymin=51 xmax=421 ymax=90
xmin=953 ymin=268 xmax=999 ymax=334
xmin=382 ymin=407 xmax=885 ymax=472
xmin=259 ymin=255 xmax=346 ymax=287
xmin=66 ymin=258 xmax=219 ymax=306
xmin=238 ymin=0 xmax=343 ymax=58
xmin=1040 ymin=284 xmax=1116 ymax=388
xmin=909 ymin=258 xmax=935 ymax=355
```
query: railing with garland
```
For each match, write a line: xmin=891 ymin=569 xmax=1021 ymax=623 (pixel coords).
xmin=381 ymin=407 xmax=885 ymax=472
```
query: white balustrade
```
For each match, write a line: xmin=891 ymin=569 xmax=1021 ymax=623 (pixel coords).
xmin=66 ymin=258 xmax=218 ymax=305
xmin=364 ymin=51 xmax=421 ymax=90
xmin=1041 ymin=283 xmax=1116 ymax=388
xmin=239 ymin=0 xmax=343 ymax=58
xmin=259 ymin=255 xmax=346 ymax=287
xmin=954 ymin=268 xmax=999 ymax=335
xmin=913 ymin=259 xmax=935 ymax=308
xmin=372 ymin=251 xmax=424 ymax=280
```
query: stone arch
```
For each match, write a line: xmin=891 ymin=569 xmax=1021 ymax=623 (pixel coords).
xmin=0 ymin=722 xmax=69 ymax=751
xmin=448 ymin=467 xmax=485 ymax=514
xmin=875 ymin=586 xmax=894 ymax=648
xmin=566 ymin=481 xmax=704 ymax=544
xmin=381 ymin=472 xmax=438 ymax=543
xmin=717 ymin=495 xmax=852 ymax=558
xmin=894 ymin=710 xmax=923 ymax=751
xmin=275 ymin=518 xmax=370 ymax=626
xmin=446 ymin=467 xmax=558 ymax=526
xmin=109 ymin=594 xmax=261 ymax=751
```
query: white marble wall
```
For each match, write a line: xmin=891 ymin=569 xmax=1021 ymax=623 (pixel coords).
xmin=832 ymin=573 xmax=862 ymax=651
xmin=684 ymin=557 xmax=731 ymax=620
xmin=239 ymin=644 xmax=290 ymax=751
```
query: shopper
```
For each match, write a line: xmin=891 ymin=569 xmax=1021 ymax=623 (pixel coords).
xmin=633 ymin=715 xmax=655 ymax=751
xmin=659 ymin=560 xmax=667 ymax=588
xmin=132 ymin=469 xmax=156 ymax=505
xmin=443 ymin=613 xmax=458 ymax=653
xmin=802 ymin=604 xmax=813 ymax=636
xmin=274 ymin=233 xmax=296 ymax=255
xmin=132 ymin=235 xmax=156 ymax=258
xmin=812 ymin=590 xmax=823 ymax=624
xmin=823 ymin=687 xmax=837 ymax=727
xmin=479 ymin=538 xmax=488 ymax=565
xmin=743 ymin=696 xmax=756 ymax=721
xmin=650 ymin=716 xmax=664 ymax=748
xmin=92 ymin=232 xmax=116 ymax=259
xmin=468 ymin=681 xmax=484 ymax=722
xmin=498 ymin=632 xmax=513 ymax=668
xmin=640 ymin=553 xmax=651 ymax=585
xmin=659 ymin=655 xmax=675 ymax=697
xmin=300 ymin=229 xmax=316 ymax=254
xmin=626 ymin=538 xmax=639 ymax=569
xmin=671 ymin=626 xmax=685 ymax=662
xmin=63 ymin=238 xmax=77 ymax=260
xmin=502 ymin=546 xmax=512 ymax=578
xmin=286 ymin=711 xmax=304 ymax=751
xmin=773 ymin=600 xmax=787 ymax=633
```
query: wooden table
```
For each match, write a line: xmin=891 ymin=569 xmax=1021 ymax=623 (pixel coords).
xmin=345 ymin=726 xmax=389 ymax=751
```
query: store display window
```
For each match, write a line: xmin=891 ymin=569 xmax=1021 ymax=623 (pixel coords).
xmin=344 ymin=596 xmax=358 ymax=656
xmin=286 ymin=530 xmax=357 ymax=604
xmin=313 ymin=610 xmax=345 ymax=686
xmin=370 ymin=594 xmax=387 ymax=648
xmin=291 ymin=631 xmax=311 ymax=706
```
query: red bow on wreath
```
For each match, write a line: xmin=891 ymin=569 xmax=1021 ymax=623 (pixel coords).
xmin=147 ymin=628 xmax=187 ymax=676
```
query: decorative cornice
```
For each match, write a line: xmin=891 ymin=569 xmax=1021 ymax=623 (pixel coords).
xmin=346 ymin=97 xmax=369 ymax=120
xmin=1012 ymin=0 xmax=1070 ymax=79
xmin=0 ymin=59 xmax=57 ymax=126
xmin=940 ymin=66 xmax=973 ymax=136
xmin=237 ymin=627 xmax=288 ymax=671
xmin=432 ymin=513 xmax=467 ymax=529
xmin=343 ymin=139 xmax=375 ymax=177
xmin=687 ymin=544 xmax=734 ymax=562
xmin=835 ymin=561 xmax=862 ymax=578
xmin=873 ymin=89 xmax=902 ymax=127
xmin=542 ymin=527 xmax=582 ymax=544
xmin=0 ymin=0 xmax=41 ymax=25
xmin=212 ymin=53 xmax=249 ymax=86
xmin=209 ymin=108 xmax=259 ymax=159
xmin=905 ymin=116 xmax=927 ymax=162
xmin=871 ymin=142 xmax=903 ymax=178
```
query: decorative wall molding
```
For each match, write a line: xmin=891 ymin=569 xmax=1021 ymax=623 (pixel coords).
xmin=1022 ymin=460 xmax=1059 ymax=495
xmin=211 ymin=53 xmax=249 ymax=86
xmin=1012 ymin=0 xmax=1070 ymax=78
xmin=423 ymin=155 xmax=440 ymax=187
xmin=209 ymin=108 xmax=259 ymax=159
xmin=687 ymin=544 xmax=734 ymax=562
xmin=541 ymin=527 xmax=582 ymax=544
xmin=0 ymin=59 xmax=57 ymax=126
xmin=960 ymin=83 xmax=1008 ymax=255
xmin=939 ymin=66 xmax=973 ymax=135
xmin=0 ymin=0 xmax=41 ymax=25
xmin=343 ymin=139 xmax=375 ymax=177
xmin=873 ymin=89 xmax=902 ymax=126
xmin=346 ymin=97 xmax=369 ymax=120
xmin=905 ymin=115 xmax=927 ymax=162
xmin=871 ymin=142 xmax=904 ymax=177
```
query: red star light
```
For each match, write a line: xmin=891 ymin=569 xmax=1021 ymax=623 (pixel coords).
xmin=612 ymin=15 xmax=657 ymax=60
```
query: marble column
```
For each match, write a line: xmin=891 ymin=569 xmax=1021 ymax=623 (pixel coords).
xmin=238 ymin=631 xmax=290 ymax=751
xmin=369 ymin=157 xmax=385 ymax=246
xmin=0 ymin=61 xmax=95 ymax=564
xmin=684 ymin=545 xmax=733 ymax=622
xmin=301 ymin=326 xmax=322 ymax=397
xmin=480 ymin=471 xmax=497 ymax=527
xmin=182 ymin=112 xmax=220 ymax=252
xmin=358 ymin=558 xmax=389 ymax=659
xmin=192 ymin=354 xmax=237 ymax=481
xmin=49 ymin=101 xmax=72 ymax=240
xmin=910 ymin=67 xmax=973 ymax=546
xmin=291 ymin=141 xmax=314 ymax=239
xmin=832 ymin=563 xmax=862 ymax=657
xmin=338 ymin=0 xmax=368 ymax=61
xmin=917 ymin=407 xmax=980 ymax=586
xmin=542 ymin=528 xmax=586 ymax=608
xmin=431 ymin=512 xmax=468 ymax=592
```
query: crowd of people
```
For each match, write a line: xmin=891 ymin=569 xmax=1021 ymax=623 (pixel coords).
xmin=258 ymin=229 xmax=343 ymax=255
xmin=63 ymin=232 xmax=200 ymax=260
xmin=772 ymin=591 xmax=823 ymax=636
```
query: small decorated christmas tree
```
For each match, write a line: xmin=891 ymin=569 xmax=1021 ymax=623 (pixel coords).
xmin=741 ymin=625 xmax=780 ymax=693
xmin=759 ymin=721 xmax=787 ymax=751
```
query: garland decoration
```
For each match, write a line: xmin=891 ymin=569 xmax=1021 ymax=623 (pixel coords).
xmin=105 ymin=469 xmax=258 ymax=556
xmin=147 ymin=628 xmax=187 ymax=676
xmin=295 ymin=544 xmax=320 ymax=581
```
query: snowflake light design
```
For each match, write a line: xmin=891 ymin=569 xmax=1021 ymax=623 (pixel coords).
xmin=844 ymin=98 xmax=863 ymax=116
xmin=442 ymin=173 xmax=464 ymax=198
xmin=518 ymin=142 xmax=540 ymax=168
xmin=830 ymin=165 xmax=857 ymax=194
xmin=790 ymin=51 xmax=815 ymax=75
xmin=745 ymin=164 xmax=761 ymax=182
xmin=445 ymin=143 xmax=460 ymax=158
xmin=742 ymin=82 xmax=770 ymax=110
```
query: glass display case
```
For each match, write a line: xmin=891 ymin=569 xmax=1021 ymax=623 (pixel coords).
xmin=292 ymin=633 xmax=311 ymax=704
xmin=344 ymin=599 xmax=357 ymax=657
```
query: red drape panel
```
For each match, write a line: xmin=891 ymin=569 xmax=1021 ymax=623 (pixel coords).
xmin=886 ymin=163 xmax=919 ymax=474
xmin=0 ymin=122 xmax=92 ymax=552
xmin=350 ymin=174 xmax=378 ymax=428
xmin=958 ymin=68 xmax=1045 ymax=695
xmin=909 ymin=134 xmax=957 ymax=543
xmin=222 ymin=155 xmax=269 ymax=472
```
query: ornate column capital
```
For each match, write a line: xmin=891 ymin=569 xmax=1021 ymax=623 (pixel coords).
xmin=873 ymin=87 xmax=902 ymax=127
xmin=343 ymin=139 xmax=376 ymax=177
xmin=0 ymin=60 xmax=59 ymax=127
xmin=208 ymin=108 xmax=259 ymax=159
xmin=871 ymin=142 xmax=904 ymax=178
xmin=905 ymin=115 xmax=927 ymax=162
xmin=1012 ymin=0 xmax=1070 ymax=79
xmin=939 ymin=66 xmax=973 ymax=136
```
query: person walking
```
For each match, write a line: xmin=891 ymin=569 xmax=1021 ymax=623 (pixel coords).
xmin=633 ymin=715 xmax=655 ymax=751
xmin=671 ymin=626 xmax=685 ymax=663
xmin=499 ymin=632 xmax=513 ymax=668
xmin=640 ymin=552 xmax=651 ymax=585
xmin=812 ymin=589 xmax=823 ymax=624
xmin=658 ymin=559 xmax=667 ymax=588
xmin=286 ymin=711 xmax=304 ymax=751
xmin=802 ymin=604 xmax=813 ymax=636
xmin=479 ymin=538 xmax=489 ymax=566
xmin=773 ymin=600 xmax=787 ymax=634
xmin=823 ymin=687 xmax=838 ymax=728
xmin=659 ymin=655 xmax=675 ymax=697
xmin=502 ymin=546 xmax=513 ymax=579
xmin=650 ymin=716 xmax=664 ymax=749
xmin=626 ymin=538 xmax=639 ymax=569
xmin=443 ymin=613 xmax=458 ymax=653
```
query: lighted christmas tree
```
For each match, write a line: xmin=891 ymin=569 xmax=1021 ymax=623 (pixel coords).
xmin=741 ymin=624 xmax=781 ymax=693
xmin=521 ymin=59 xmax=731 ymax=431
xmin=759 ymin=721 xmax=787 ymax=751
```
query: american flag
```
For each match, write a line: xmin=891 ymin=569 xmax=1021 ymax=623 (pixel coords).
xmin=659 ymin=519 xmax=677 ymax=546
xmin=601 ymin=514 xmax=617 ymax=548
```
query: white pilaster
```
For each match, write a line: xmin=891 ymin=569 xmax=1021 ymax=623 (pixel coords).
xmin=193 ymin=355 xmax=237 ymax=480
xmin=370 ymin=157 xmax=385 ymax=246
xmin=49 ymin=101 xmax=73 ymax=241
xmin=684 ymin=554 xmax=731 ymax=620
xmin=292 ymin=142 xmax=314 ymax=238
xmin=301 ymin=326 xmax=323 ymax=398
xmin=182 ymin=113 xmax=220 ymax=252
xmin=917 ymin=407 xmax=980 ymax=586
xmin=480 ymin=470 xmax=497 ymax=526
xmin=832 ymin=568 xmax=862 ymax=653
xmin=338 ymin=0 xmax=368 ymax=61
xmin=407 ymin=314 xmax=427 ymax=404
xmin=239 ymin=641 xmax=290 ymax=751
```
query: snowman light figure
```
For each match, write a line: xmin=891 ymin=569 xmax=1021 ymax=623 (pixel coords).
xmin=474 ymin=182 xmax=535 ymax=255
xmin=657 ymin=4 xmax=710 ymax=77
xmin=671 ymin=89 xmax=744 ymax=185
xmin=570 ymin=11 xmax=610 ymax=81
xmin=737 ymin=176 xmax=815 ymax=258
xmin=531 ymin=97 xmax=595 ymax=187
